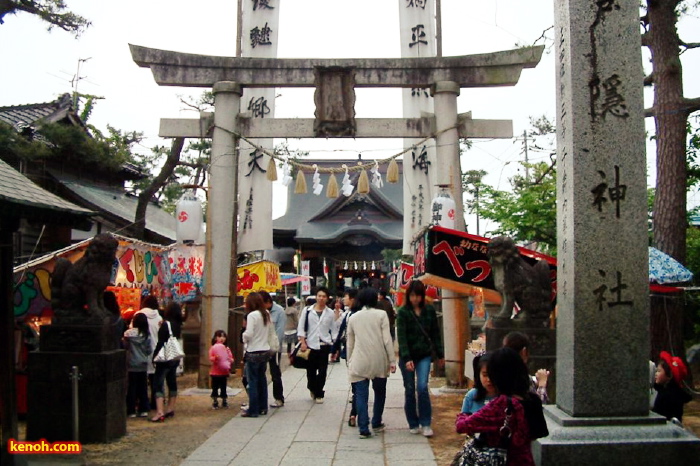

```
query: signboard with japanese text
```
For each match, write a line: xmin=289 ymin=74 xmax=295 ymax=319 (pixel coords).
xmin=237 ymin=0 xmax=280 ymax=253
xmin=413 ymin=226 xmax=557 ymax=303
xmin=399 ymin=0 xmax=438 ymax=254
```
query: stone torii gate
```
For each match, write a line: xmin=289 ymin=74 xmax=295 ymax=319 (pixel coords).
xmin=130 ymin=43 xmax=543 ymax=386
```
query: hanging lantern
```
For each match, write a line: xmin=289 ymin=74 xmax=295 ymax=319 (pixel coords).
xmin=430 ymin=184 xmax=456 ymax=229
xmin=176 ymin=190 xmax=203 ymax=243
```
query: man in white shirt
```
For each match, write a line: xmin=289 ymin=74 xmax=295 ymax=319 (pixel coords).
xmin=298 ymin=287 xmax=335 ymax=403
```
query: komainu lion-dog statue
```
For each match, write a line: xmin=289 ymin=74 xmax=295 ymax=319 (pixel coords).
xmin=487 ymin=236 xmax=552 ymax=327
xmin=51 ymin=233 xmax=119 ymax=323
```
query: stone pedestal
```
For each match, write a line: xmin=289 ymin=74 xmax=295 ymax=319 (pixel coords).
xmin=534 ymin=407 xmax=700 ymax=465
xmin=541 ymin=0 xmax=700 ymax=462
xmin=486 ymin=327 xmax=556 ymax=403
xmin=27 ymin=324 xmax=126 ymax=443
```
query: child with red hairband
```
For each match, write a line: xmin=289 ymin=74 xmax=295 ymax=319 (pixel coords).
xmin=651 ymin=351 xmax=692 ymax=422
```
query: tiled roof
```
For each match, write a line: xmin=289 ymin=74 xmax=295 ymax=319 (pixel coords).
xmin=0 ymin=158 xmax=93 ymax=219
xmin=273 ymin=159 xmax=404 ymax=244
xmin=0 ymin=93 xmax=73 ymax=130
xmin=55 ymin=175 xmax=177 ymax=241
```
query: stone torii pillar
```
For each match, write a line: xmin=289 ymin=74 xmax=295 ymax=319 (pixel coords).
xmin=433 ymin=81 xmax=468 ymax=385
xmin=200 ymin=82 xmax=241 ymax=384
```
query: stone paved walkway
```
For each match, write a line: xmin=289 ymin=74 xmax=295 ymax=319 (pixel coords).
xmin=181 ymin=361 xmax=437 ymax=466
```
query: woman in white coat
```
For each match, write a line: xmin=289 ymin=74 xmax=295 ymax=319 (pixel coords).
xmin=346 ymin=287 xmax=396 ymax=439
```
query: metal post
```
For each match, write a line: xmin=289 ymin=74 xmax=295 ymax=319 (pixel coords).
xmin=70 ymin=366 xmax=81 ymax=441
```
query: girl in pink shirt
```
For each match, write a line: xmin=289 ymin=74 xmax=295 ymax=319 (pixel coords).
xmin=209 ymin=330 xmax=234 ymax=409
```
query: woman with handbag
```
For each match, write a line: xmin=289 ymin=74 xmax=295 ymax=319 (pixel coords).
xmin=454 ymin=347 xmax=537 ymax=466
xmin=150 ymin=302 xmax=184 ymax=422
xmin=241 ymin=292 xmax=271 ymax=418
xmin=396 ymin=280 xmax=444 ymax=437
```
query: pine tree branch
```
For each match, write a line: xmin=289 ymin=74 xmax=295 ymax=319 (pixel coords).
xmin=683 ymin=97 xmax=700 ymax=115
xmin=679 ymin=40 xmax=700 ymax=51
xmin=644 ymin=73 xmax=654 ymax=86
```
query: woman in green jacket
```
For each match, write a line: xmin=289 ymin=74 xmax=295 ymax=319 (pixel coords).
xmin=396 ymin=280 xmax=444 ymax=437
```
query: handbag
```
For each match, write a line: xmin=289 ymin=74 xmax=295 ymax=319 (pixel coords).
xmin=290 ymin=308 xmax=312 ymax=369
xmin=267 ymin=315 xmax=280 ymax=354
xmin=290 ymin=342 xmax=312 ymax=369
xmin=450 ymin=398 xmax=513 ymax=466
xmin=153 ymin=322 xmax=185 ymax=362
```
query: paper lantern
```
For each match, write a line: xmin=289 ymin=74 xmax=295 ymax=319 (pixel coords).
xmin=176 ymin=190 xmax=203 ymax=243
xmin=430 ymin=185 xmax=456 ymax=229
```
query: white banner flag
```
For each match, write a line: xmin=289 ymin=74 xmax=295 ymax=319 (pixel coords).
xmin=237 ymin=0 xmax=280 ymax=253
xmin=301 ymin=260 xmax=311 ymax=296
xmin=399 ymin=0 xmax=438 ymax=254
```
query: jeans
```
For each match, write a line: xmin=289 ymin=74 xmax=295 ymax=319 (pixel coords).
xmin=210 ymin=375 xmax=228 ymax=399
xmin=353 ymin=378 xmax=387 ymax=434
xmin=153 ymin=360 xmax=179 ymax=399
xmin=126 ymin=371 xmax=149 ymax=414
xmin=244 ymin=352 xmax=269 ymax=416
xmin=306 ymin=345 xmax=330 ymax=399
xmin=399 ymin=356 xmax=432 ymax=429
xmin=269 ymin=352 xmax=284 ymax=402
xmin=284 ymin=333 xmax=297 ymax=354
xmin=349 ymin=383 xmax=357 ymax=418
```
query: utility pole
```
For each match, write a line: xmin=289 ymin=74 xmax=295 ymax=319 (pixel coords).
xmin=523 ymin=130 xmax=530 ymax=180
xmin=71 ymin=57 xmax=91 ymax=108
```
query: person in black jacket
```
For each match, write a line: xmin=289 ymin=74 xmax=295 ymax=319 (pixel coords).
xmin=150 ymin=302 xmax=183 ymax=422
xmin=652 ymin=351 xmax=692 ymax=421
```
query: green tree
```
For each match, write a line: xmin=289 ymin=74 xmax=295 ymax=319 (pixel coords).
xmin=0 ymin=0 xmax=89 ymax=35
xmin=479 ymin=160 xmax=557 ymax=254
xmin=642 ymin=0 xmax=700 ymax=265
xmin=462 ymin=169 xmax=487 ymax=236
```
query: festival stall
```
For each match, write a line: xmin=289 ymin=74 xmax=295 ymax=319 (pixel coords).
xmin=13 ymin=234 xmax=205 ymax=327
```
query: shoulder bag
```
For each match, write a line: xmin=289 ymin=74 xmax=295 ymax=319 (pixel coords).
xmin=408 ymin=307 xmax=440 ymax=361
xmin=153 ymin=321 xmax=185 ymax=362
xmin=451 ymin=397 xmax=513 ymax=466
xmin=290 ymin=307 xmax=312 ymax=369
xmin=267 ymin=311 xmax=280 ymax=354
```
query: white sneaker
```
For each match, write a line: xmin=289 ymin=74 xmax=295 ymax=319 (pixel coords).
xmin=270 ymin=400 xmax=284 ymax=408
xmin=409 ymin=427 xmax=422 ymax=434
xmin=315 ymin=398 xmax=324 ymax=404
xmin=422 ymin=426 xmax=434 ymax=437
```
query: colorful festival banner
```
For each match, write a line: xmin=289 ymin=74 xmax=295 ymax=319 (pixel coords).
xmin=237 ymin=260 xmax=281 ymax=296
xmin=413 ymin=226 xmax=557 ymax=304
xmin=13 ymin=236 xmax=206 ymax=321
xmin=167 ymin=243 xmax=205 ymax=303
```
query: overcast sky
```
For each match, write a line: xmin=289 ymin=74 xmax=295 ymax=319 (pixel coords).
xmin=1 ymin=0 xmax=699 ymax=234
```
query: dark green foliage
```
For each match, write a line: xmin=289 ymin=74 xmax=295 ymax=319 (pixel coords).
xmin=0 ymin=0 xmax=90 ymax=36
xmin=0 ymin=121 xmax=138 ymax=171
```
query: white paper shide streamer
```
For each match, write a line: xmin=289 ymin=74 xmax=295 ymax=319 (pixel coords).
xmin=371 ymin=161 xmax=383 ymax=189
xmin=341 ymin=165 xmax=354 ymax=197
xmin=312 ymin=164 xmax=324 ymax=195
